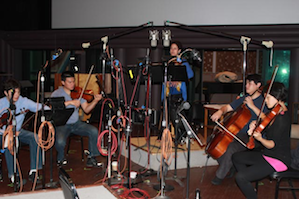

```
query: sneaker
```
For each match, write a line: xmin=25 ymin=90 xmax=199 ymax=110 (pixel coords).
xmin=211 ymin=176 xmax=223 ymax=185
xmin=86 ymin=157 xmax=103 ymax=168
xmin=57 ymin=159 xmax=68 ymax=167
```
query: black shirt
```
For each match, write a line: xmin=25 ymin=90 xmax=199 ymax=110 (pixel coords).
xmin=263 ymin=111 xmax=291 ymax=167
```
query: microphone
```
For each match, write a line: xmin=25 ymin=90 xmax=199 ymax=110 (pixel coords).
xmin=176 ymin=101 xmax=190 ymax=113
xmin=162 ymin=29 xmax=171 ymax=47
xmin=52 ymin=49 xmax=63 ymax=60
xmin=9 ymin=89 xmax=16 ymax=110
xmin=82 ymin=42 xmax=90 ymax=49
xmin=149 ymin=30 xmax=159 ymax=47
xmin=192 ymin=49 xmax=202 ymax=62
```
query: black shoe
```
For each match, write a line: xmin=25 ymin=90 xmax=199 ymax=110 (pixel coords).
xmin=226 ymin=167 xmax=236 ymax=178
xmin=28 ymin=171 xmax=40 ymax=183
xmin=57 ymin=159 xmax=68 ymax=167
xmin=15 ymin=176 xmax=27 ymax=188
xmin=211 ymin=176 xmax=223 ymax=185
xmin=86 ymin=157 xmax=103 ymax=168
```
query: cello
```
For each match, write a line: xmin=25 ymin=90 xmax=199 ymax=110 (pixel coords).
xmin=205 ymin=103 xmax=251 ymax=159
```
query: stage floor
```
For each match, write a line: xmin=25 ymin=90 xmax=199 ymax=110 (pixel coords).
xmin=122 ymin=135 xmax=218 ymax=171
xmin=1 ymin=185 xmax=117 ymax=199
xmin=0 ymin=125 xmax=299 ymax=198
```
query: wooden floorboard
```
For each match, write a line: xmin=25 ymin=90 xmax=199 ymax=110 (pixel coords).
xmin=1 ymin=125 xmax=299 ymax=198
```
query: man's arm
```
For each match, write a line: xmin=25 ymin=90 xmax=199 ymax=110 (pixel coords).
xmin=80 ymin=94 xmax=103 ymax=114
xmin=210 ymin=104 xmax=233 ymax=122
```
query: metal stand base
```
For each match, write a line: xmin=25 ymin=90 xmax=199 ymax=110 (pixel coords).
xmin=140 ymin=168 xmax=157 ymax=177
xmin=156 ymin=196 xmax=170 ymax=199
xmin=45 ymin=181 xmax=59 ymax=188
xmin=165 ymin=175 xmax=185 ymax=187
xmin=36 ymin=180 xmax=58 ymax=189
xmin=153 ymin=184 xmax=174 ymax=192
xmin=108 ymin=174 xmax=128 ymax=185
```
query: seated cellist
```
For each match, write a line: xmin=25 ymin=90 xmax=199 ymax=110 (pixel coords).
xmin=209 ymin=74 xmax=268 ymax=185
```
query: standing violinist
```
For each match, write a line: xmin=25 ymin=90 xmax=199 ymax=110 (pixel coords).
xmin=232 ymin=82 xmax=290 ymax=199
xmin=160 ymin=41 xmax=194 ymax=142
xmin=210 ymin=74 xmax=267 ymax=185
xmin=51 ymin=71 xmax=103 ymax=167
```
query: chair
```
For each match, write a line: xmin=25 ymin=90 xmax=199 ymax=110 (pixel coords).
xmin=59 ymin=167 xmax=80 ymax=199
xmin=0 ymin=153 xmax=3 ymax=182
xmin=66 ymin=134 xmax=85 ymax=162
xmin=188 ymin=100 xmax=204 ymax=130
xmin=270 ymin=168 xmax=299 ymax=199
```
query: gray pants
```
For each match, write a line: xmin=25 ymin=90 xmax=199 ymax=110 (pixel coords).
xmin=215 ymin=133 xmax=248 ymax=179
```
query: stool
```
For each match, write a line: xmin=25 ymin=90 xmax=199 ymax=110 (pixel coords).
xmin=66 ymin=134 xmax=85 ymax=162
xmin=270 ymin=168 xmax=299 ymax=199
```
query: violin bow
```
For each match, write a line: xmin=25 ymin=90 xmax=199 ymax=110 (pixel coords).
xmin=256 ymin=65 xmax=279 ymax=124
xmin=78 ymin=65 xmax=95 ymax=101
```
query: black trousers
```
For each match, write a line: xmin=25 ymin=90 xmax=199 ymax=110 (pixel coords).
xmin=215 ymin=133 xmax=248 ymax=179
xmin=232 ymin=151 xmax=275 ymax=199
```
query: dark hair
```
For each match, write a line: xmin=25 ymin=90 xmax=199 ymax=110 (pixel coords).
xmin=263 ymin=82 xmax=288 ymax=102
xmin=61 ymin=71 xmax=75 ymax=81
xmin=170 ymin=41 xmax=183 ymax=50
xmin=3 ymin=79 xmax=21 ymax=92
xmin=246 ymin=74 xmax=262 ymax=85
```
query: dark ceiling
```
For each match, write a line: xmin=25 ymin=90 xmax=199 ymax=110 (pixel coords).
xmin=1 ymin=24 xmax=299 ymax=51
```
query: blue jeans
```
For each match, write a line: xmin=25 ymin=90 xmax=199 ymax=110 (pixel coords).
xmin=1 ymin=129 xmax=42 ymax=178
xmin=55 ymin=120 xmax=100 ymax=161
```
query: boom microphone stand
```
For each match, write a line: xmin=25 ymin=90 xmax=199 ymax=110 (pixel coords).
xmin=164 ymin=65 xmax=188 ymax=187
xmin=153 ymin=61 xmax=173 ymax=195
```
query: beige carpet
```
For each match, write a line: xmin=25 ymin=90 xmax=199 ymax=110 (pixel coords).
xmin=1 ymin=185 xmax=117 ymax=199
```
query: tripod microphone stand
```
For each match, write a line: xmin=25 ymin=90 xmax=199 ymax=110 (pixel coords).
xmin=165 ymin=102 xmax=190 ymax=187
xmin=132 ymin=49 xmax=159 ymax=177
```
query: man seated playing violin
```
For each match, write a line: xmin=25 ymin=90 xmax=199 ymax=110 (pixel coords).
xmin=209 ymin=74 xmax=268 ymax=185
xmin=51 ymin=71 xmax=103 ymax=167
xmin=0 ymin=79 xmax=48 ymax=185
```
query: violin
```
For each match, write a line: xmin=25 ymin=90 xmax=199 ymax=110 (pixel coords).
xmin=246 ymin=65 xmax=279 ymax=149
xmin=71 ymin=86 xmax=94 ymax=102
xmin=0 ymin=109 xmax=29 ymax=128
xmin=247 ymin=103 xmax=282 ymax=149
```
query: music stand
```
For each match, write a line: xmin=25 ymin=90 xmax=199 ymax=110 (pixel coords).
xmin=36 ymin=97 xmax=74 ymax=189
xmin=39 ymin=109 xmax=74 ymax=127
xmin=167 ymin=65 xmax=188 ymax=83
xmin=126 ymin=65 xmax=164 ymax=85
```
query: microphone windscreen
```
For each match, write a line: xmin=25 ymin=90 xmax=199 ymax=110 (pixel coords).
xmin=151 ymin=40 xmax=157 ymax=47
xmin=183 ymin=102 xmax=191 ymax=110
xmin=163 ymin=39 xmax=170 ymax=47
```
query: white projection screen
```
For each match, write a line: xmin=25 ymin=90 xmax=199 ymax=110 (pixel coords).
xmin=52 ymin=0 xmax=299 ymax=29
